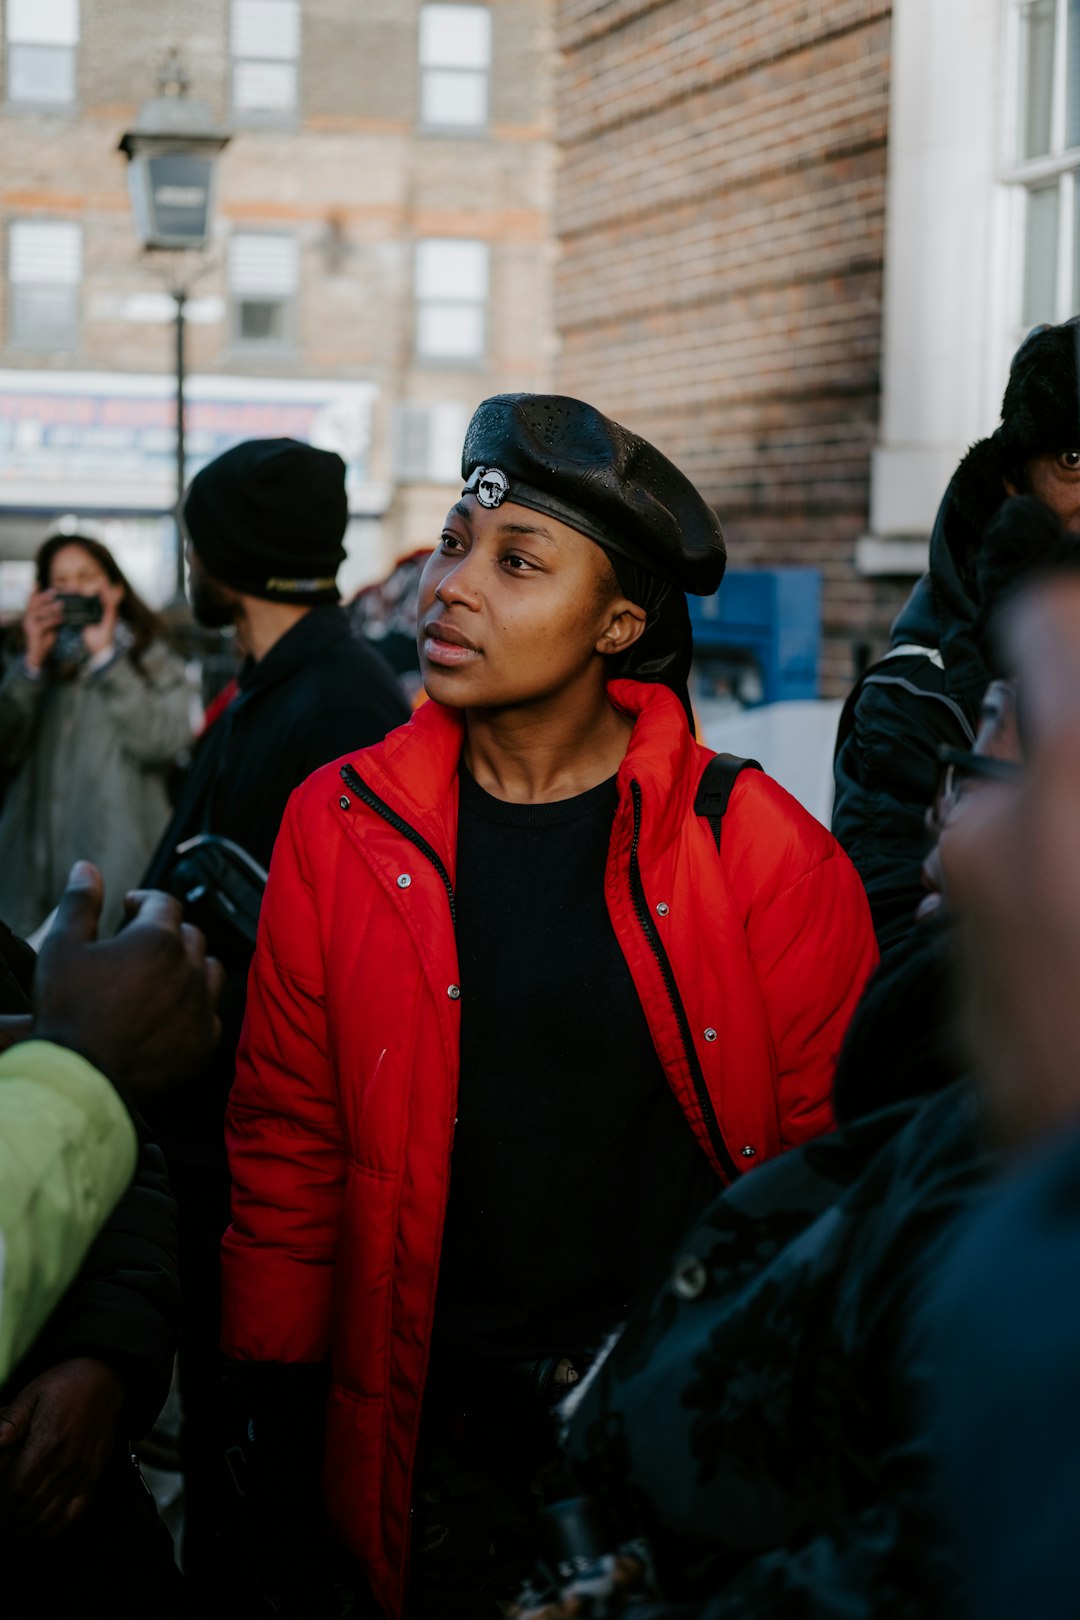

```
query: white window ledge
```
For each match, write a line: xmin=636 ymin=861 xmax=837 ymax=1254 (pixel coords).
xmin=855 ymin=535 xmax=930 ymax=577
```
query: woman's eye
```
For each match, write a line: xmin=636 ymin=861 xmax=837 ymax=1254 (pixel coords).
xmin=502 ymin=553 xmax=534 ymax=572
xmin=440 ymin=533 xmax=466 ymax=553
xmin=1061 ymin=450 xmax=1080 ymax=469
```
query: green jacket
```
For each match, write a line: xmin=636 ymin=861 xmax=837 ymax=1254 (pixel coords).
xmin=0 ymin=1041 xmax=136 ymax=1384
xmin=0 ymin=643 xmax=193 ymax=936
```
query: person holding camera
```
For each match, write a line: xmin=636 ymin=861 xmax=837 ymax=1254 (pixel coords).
xmin=0 ymin=533 xmax=194 ymax=938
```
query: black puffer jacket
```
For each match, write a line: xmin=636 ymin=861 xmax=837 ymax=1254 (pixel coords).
xmin=559 ymin=1083 xmax=995 ymax=1619
xmin=832 ymin=439 xmax=1005 ymax=954
xmin=0 ymin=922 xmax=179 ymax=1435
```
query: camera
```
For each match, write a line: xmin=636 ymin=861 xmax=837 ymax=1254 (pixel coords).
xmin=55 ymin=593 xmax=104 ymax=629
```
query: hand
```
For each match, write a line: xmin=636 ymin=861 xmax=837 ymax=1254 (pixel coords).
xmin=0 ymin=1014 xmax=34 ymax=1056
xmin=510 ymin=1555 xmax=644 ymax=1620
xmin=33 ymin=861 xmax=224 ymax=1106
xmin=21 ymin=590 xmax=61 ymax=674
xmin=80 ymin=589 xmax=119 ymax=661
xmin=0 ymin=1358 xmax=123 ymax=1538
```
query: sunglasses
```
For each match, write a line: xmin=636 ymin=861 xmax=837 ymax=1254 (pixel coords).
xmin=931 ymin=746 xmax=1024 ymax=827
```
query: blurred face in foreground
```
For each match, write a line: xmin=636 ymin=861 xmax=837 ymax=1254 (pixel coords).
xmin=416 ymin=495 xmax=646 ymax=714
xmin=918 ymin=680 xmax=1023 ymax=920
xmin=945 ymin=575 xmax=1080 ymax=1144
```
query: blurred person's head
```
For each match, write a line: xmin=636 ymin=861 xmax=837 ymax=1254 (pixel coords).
xmin=416 ymin=394 xmax=726 ymax=727
xmin=944 ymin=570 xmax=1080 ymax=1144
xmin=918 ymin=680 xmax=1023 ymax=921
xmin=34 ymin=531 xmax=163 ymax=669
xmin=182 ymin=437 xmax=348 ymax=632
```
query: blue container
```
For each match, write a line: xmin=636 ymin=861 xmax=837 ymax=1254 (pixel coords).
xmin=688 ymin=567 xmax=821 ymax=707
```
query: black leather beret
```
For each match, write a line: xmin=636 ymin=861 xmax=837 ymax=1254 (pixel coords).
xmin=461 ymin=394 xmax=726 ymax=595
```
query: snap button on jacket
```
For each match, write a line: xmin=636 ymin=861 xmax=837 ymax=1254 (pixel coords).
xmin=222 ymin=679 xmax=878 ymax=1618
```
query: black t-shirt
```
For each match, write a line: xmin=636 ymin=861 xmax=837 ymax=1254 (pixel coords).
xmin=431 ymin=764 xmax=719 ymax=1376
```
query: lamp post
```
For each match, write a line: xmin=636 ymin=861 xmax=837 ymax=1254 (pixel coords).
xmin=118 ymin=59 xmax=229 ymax=598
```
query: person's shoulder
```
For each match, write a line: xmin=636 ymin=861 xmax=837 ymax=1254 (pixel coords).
xmin=139 ymin=636 xmax=185 ymax=673
xmin=322 ymin=621 xmax=402 ymax=679
xmin=306 ymin=625 xmax=409 ymax=708
xmin=722 ymin=764 xmax=838 ymax=869
xmin=288 ymin=715 xmax=410 ymax=814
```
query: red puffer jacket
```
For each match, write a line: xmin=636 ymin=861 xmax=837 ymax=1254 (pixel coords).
xmin=222 ymin=679 xmax=877 ymax=1617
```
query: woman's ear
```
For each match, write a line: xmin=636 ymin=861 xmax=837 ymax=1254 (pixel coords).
xmin=596 ymin=600 xmax=647 ymax=658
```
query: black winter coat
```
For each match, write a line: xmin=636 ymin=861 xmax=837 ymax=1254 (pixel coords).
xmin=832 ymin=439 xmax=1004 ymax=953
xmin=0 ymin=922 xmax=179 ymax=1436
xmin=560 ymin=1082 xmax=995 ymax=1620
xmin=145 ymin=604 xmax=410 ymax=1163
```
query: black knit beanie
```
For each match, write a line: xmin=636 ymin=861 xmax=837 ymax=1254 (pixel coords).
xmin=182 ymin=438 xmax=348 ymax=604
xmin=997 ymin=318 xmax=1080 ymax=482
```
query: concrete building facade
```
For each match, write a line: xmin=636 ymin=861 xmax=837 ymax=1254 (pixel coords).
xmin=0 ymin=0 xmax=555 ymax=605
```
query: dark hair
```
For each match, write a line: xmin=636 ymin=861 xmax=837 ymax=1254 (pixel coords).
xmin=35 ymin=532 xmax=166 ymax=671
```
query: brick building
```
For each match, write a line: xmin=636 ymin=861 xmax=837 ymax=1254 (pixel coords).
xmin=1 ymin=1 xmax=1066 ymax=681
xmin=0 ymin=0 xmax=554 ymax=605
xmin=553 ymin=1 xmax=893 ymax=694
xmin=554 ymin=0 xmax=1067 ymax=696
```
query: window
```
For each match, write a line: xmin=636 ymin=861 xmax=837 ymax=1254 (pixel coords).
xmin=394 ymin=402 xmax=470 ymax=482
xmin=415 ymin=239 xmax=488 ymax=362
xmin=6 ymin=0 xmax=78 ymax=107
xmin=1009 ymin=0 xmax=1080 ymax=324
xmin=228 ymin=233 xmax=299 ymax=350
xmin=230 ymin=0 xmax=299 ymax=116
xmin=418 ymin=4 xmax=491 ymax=131
xmin=8 ymin=220 xmax=81 ymax=348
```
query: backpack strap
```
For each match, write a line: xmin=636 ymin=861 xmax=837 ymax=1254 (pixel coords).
xmin=694 ymin=753 xmax=763 ymax=854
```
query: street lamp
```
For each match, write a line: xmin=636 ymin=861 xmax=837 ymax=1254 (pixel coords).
xmin=118 ymin=57 xmax=230 ymax=597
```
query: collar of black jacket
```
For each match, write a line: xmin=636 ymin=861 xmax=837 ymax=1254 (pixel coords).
xmin=237 ymin=604 xmax=353 ymax=699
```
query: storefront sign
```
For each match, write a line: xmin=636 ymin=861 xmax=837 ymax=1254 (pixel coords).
xmin=0 ymin=370 xmax=381 ymax=515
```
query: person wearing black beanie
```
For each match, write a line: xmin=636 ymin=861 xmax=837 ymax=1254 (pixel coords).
xmin=833 ymin=318 xmax=1080 ymax=956
xmin=182 ymin=437 xmax=348 ymax=608
xmin=219 ymin=396 xmax=878 ymax=1618
xmin=139 ymin=437 xmax=409 ymax=1612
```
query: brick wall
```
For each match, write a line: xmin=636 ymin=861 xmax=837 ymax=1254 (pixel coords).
xmin=554 ymin=0 xmax=904 ymax=696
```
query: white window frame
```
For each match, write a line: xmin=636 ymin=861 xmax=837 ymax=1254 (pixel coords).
xmin=394 ymin=401 xmax=470 ymax=482
xmin=5 ymin=0 xmax=79 ymax=108
xmin=229 ymin=0 xmax=300 ymax=119
xmin=418 ymin=4 xmax=491 ymax=133
xmin=865 ymin=0 xmax=1013 ymax=553
xmin=414 ymin=238 xmax=489 ymax=364
xmin=227 ymin=232 xmax=300 ymax=353
xmin=1001 ymin=0 xmax=1080 ymax=332
xmin=7 ymin=218 xmax=82 ymax=350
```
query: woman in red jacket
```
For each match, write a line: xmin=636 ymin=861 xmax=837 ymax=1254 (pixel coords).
xmin=221 ymin=395 xmax=877 ymax=1619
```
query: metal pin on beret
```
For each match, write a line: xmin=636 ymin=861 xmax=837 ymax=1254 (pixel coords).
xmin=461 ymin=394 xmax=726 ymax=596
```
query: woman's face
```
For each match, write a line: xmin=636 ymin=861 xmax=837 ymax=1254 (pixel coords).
xmin=47 ymin=544 xmax=123 ymax=612
xmin=416 ymin=495 xmax=644 ymax=711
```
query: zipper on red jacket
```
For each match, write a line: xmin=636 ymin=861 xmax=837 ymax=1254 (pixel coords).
xmin=628 ymin=778 xmax=739 ymax=1183
xmin=340 ymin=762 xmax=457 ymax=929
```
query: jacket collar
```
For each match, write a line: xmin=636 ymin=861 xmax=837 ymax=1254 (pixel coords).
xmin=238 ymin=605 xmax=352 ymax=699
xmin=348 ymin=678 xmax=700 ymax=863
